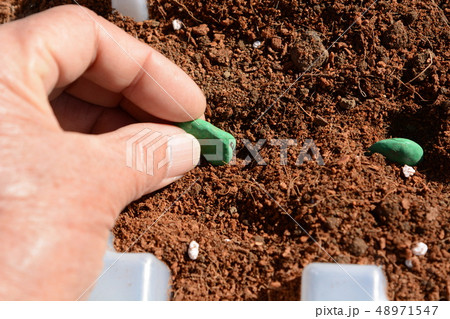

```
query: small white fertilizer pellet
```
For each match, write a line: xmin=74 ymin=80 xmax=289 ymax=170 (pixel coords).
xmin=404 ymin=259 xmax=413 ymax=269
xmin=402 ymin=165 xmax=415 ymax=178
xmin=412 ymin=242 xmax=428 ymax=256
xmin=172 ymin=19 xmax=183 ymax=31
xmin=188 ymin=240 xmax=199 ymax=260
xmin=252 ymin=40 xmax=262 ymax=49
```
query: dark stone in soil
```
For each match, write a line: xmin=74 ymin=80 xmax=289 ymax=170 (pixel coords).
xmin=338 ymin=97 xmax=357 ymax=110
xmin=325 ymin=217 xmax=342 ymax=230
xmin=349 ymin=238 xmax=368 ymax=256
xmin=290 ymin=31 xmax=328 ymax=72
xmin=382 ymin=21 xmax=409 ymax=49
xmin=270 ymin=37 xmax=283 ymax=51
xmin=373 ymin=197 xmax=402 ymax=225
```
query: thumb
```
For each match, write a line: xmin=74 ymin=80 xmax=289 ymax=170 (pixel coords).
xmin=94 ymin=122 xmax=201 ymax=207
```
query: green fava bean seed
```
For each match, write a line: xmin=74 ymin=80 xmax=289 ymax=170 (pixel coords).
xmin=177 ymin=119 xmax=236 ymax=166
xmin=368 ymin=138 xmax=423 ymax=166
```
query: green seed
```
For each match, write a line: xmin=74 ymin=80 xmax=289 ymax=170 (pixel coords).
xmin=368 ymin=138 xmax=423 ymax=166
xmin=177 ymin=119 xmax=236 ymax=166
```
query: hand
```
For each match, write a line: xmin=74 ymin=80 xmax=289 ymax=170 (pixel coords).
xmin=0 ymin=5 xmax=205 ymax=300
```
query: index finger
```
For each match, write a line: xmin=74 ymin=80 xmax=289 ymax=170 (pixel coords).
xmin=0 ymin=4 xmax=205 ymax=123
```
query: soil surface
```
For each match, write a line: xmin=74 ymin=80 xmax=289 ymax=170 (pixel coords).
xmin=3 ymin=0 xmax=449 ymax=300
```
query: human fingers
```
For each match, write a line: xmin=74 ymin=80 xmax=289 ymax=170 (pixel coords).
xmin=51 ymin=93 xmax=136 ymax=133
xmin=0 ymin=5 xmax=205 ymax=125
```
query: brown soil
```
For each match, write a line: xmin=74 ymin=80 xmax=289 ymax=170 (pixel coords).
xmin=3 ymin=0 xmax=449 ymax=301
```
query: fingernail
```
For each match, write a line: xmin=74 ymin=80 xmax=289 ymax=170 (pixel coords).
xmin=166 ymin=133 xmax=200 ymax=178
